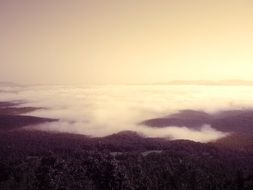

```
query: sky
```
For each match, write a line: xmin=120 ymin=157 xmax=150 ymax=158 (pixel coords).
xmin=1 ymin=0 xmax=253 ymax=85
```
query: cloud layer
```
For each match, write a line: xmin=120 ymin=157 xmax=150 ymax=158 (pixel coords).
xmin=1 ymin=84 xmax=252 ymax=142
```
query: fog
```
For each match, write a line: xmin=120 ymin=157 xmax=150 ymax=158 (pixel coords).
xmin=2 ymin=84 xmax=253 ymax=142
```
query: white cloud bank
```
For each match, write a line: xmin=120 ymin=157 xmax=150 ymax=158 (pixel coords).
xmin=1 ymin=84 xmax=251 ymax=142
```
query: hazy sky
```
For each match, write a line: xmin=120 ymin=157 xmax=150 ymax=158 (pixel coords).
xmin=1 ymin=0 xmax=253 ymax=84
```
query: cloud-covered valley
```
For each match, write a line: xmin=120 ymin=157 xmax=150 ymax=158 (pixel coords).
xmin=1 ymin=84 xmax=253 ymax=142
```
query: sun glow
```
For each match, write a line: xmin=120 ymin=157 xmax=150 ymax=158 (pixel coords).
xmin=0 ymin=0 xmax=253 ymax=84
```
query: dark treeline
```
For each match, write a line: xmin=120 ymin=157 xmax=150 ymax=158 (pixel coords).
xmin=0 ymin=130 xmax=253 ymax=190
xmin=1 ymin=102 xmax=253 ymax=190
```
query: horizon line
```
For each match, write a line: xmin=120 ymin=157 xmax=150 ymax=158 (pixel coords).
xmin=2 ymin=79 xmax=253 ymax=86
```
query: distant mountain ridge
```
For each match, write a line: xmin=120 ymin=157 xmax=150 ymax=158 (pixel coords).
xmin=155 ymin=80 xmax=253 ymax=86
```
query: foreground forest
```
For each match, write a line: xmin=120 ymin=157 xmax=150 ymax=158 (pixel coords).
xmin=1 ymin=130 xmax=253 ymax=190
xmin=0 ymin=101 xmax=253 ymax=190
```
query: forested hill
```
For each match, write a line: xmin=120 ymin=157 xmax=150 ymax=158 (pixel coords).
xmin=0 ymin=130 xmax=253 ymax=190
xmin=0 ymin=102 xmax=253 ymax=190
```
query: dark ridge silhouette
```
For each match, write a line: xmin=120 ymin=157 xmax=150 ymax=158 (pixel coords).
xmin=96 ymin=131 xmax=171 ymax=151
xmin=141 ymin=110 xmax=211 ymax=128
xmin=0 ymin=101 xmax=21 ymax=108
xmin=141 ymin=109 xmax=253 ymax=134
xmin=0 ymin=107 xmax=44 ymax=115
xmin=212 ymin=110 xmax=253 ymax=133
xmin=0 ymin=129 xmax=253 ymax=190
xmin=0 ymin=101 xmax=45 ymax=115
xmin=0 ymin=115 xmax=57 ymax=130
xmin=0 ymin=101 xmax=57 ymax=130
xmin=103 ymin=130 xmax=144 ymax=140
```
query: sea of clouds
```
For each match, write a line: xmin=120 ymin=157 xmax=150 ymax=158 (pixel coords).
xmin=1 ymin=84 xmax=253 ymax=142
